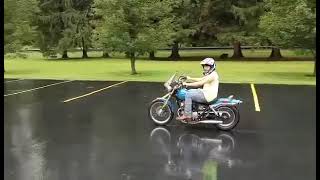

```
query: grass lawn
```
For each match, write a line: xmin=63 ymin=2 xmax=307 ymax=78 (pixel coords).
xmin=4 ymin=51 xmax=315 ymax=85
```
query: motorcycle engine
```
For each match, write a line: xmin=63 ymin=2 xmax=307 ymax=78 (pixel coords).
xmin=178 ymin=103 xmax=209 ymax=119
xmin=198 ymin=105 xmax=206 ymax=111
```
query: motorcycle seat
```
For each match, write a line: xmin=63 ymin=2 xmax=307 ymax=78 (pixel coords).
xmin=198 ymin=98 xmax=219 ymax=105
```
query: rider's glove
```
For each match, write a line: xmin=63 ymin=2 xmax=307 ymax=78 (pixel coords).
xmin=182 ymin=82 xmax=188 ymax=87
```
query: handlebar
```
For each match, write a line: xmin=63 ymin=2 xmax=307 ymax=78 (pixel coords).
xmin=173 ymin=81 xmax=186 ymax=90
xmin=174 ymin=76 xmax=187 ymax=89
xmin=178 ymin=76 xmax=187 ymax=82
xmin=166 ymin=75 xmax=187 ymax=91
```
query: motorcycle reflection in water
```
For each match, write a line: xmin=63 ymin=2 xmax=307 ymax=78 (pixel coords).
xmin=149 ymin=127 xmax=245 ymax=180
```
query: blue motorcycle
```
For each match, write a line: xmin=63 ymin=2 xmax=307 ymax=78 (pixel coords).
xmin=148 ymin=74 xmax=243 ymax=131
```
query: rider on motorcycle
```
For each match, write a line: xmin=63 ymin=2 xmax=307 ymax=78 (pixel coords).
xmin=176 ymin=58 xmax=219 ymax=122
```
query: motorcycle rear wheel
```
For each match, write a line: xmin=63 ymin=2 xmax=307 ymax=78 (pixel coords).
xmin=215 ymin=106 xmax=240 ymax=131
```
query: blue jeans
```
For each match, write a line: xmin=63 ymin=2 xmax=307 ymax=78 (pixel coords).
xmin=184 ymin=89 xmax=207 ymax=117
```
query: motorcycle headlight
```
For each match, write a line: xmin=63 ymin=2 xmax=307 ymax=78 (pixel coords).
xmin=164 ymin=83 xmax=172 ymax=92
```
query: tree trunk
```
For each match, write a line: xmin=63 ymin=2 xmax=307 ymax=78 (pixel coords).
xmin=130 ymin=53 xmax=137 ymax=75
xmin=269 ymin=47 xmax=282 ymax=59
xmin=62 ymin=50 xmax=68 ymax=59
xmin=149 ymin=51 xmax=155 ymax=60
xmin=125 ymin=52 xmax=130 ymax=58
xmin=82 ymin=49 xmax=88 ymax=58
xmin=169 ymin=41 xmax=180 ymax=60
xmin=231 ymin=41 xmax=244 ymax=58
xmin=102 ymin=51 xmax=110 ymax=58
xmin=82 ymin=38 xmax=88 ymax=58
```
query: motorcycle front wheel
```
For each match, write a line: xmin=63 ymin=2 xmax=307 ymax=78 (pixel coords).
xmin=148 ymin=99 xmax=174 ymax=125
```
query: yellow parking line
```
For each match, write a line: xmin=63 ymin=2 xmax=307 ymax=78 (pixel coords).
xmin=250 ymin=84 xmax=261 ymax=112
xmin=63 ymin=81 xmax=128 ymax=103
xmin=4 ymin=80 xmax=74 ymax=97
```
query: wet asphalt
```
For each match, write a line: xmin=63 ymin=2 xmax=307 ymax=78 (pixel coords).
xmin=4 ymin=79 xmax=316 ymax=180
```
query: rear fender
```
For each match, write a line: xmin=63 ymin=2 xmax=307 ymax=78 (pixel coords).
xmin=211 ymin=98 xmax=243 ymax=108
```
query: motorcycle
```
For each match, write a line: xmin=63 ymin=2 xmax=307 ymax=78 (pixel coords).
xmin=148 ymin=73 xmax=243 ymax=131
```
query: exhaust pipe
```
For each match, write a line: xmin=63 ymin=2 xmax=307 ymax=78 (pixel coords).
xmin=179 ymin=119 xmax=223 ymax=124
xmin=198 ymin=120 xmax=223 ymax=124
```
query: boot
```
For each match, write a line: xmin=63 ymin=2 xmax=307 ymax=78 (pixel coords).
xmin=176 ymin=115 xmax=192 ymax=122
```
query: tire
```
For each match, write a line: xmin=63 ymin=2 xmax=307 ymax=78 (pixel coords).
xmin=217 ymin=133 xmax=235 ymax=151
xmin=148 ymin=99 xmax=174 ymax=125
xmin=149 ymin=127 xmax=171 ymax=153
xmin=215 ymin=106 xmax=240 ymax=131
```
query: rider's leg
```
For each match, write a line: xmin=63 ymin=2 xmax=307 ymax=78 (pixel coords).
xmin=189 ymin=89 xmax=207 ymax=104
xmin=177 ymin=89 xmax=207 ymax=121
xmin=185 ymin=89 xmax=207 ymax=116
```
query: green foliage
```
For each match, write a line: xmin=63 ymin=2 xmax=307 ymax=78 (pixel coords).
xmin=169 ymin=0 xmax=201 ymax=44
xmin=37 ymin=0 xmax=94 ymax=56
xmin=94 ymin=0 xmax=174 ymax=56
xmin=184 ymin=0 xmax=265 ymax=46
xmin=4 ymin=0 xmax=39 ymax=53
xmin=5 ymin=0 xmax=316 ymax=60
xmin=259 ymin=0 xmax=316 ymax=50
xmin=217 ymin=0 xmax=265 ymax=46
xmin=94 ymin=0 xmax=174 ymax=73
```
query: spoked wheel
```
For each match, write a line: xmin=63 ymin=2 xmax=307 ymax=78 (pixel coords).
xmin=148 ymin=100 xmax=174 ymax=125
xmin=215 ymin=106 xmax=239 ymax=131
xmin=217 ymin=133 xmax=235 ymax=151
xmin=150 ymin=127 xmax=171 ymax=153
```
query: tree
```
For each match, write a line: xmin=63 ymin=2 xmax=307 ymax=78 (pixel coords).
xmin=102 ymin=51 xmax=110 ymax=58
xmin=37 ymin=0 xmax=74 ymax=58
xmin=4 ymin=0 xmax=38 ymax=54
xmin=167 ymin=0 xmax=200 ymax=60
xmin=269 ymin=47 xmax=282 ymax=59
xmin=259 ymin=0 xmax=316 ymax=75
xmin=72 ymin=0 xmax=95 ymax=58
xmin=213 ymin=0 xmax=265 ymax=58
xmin=149 ymin=51 xmax=155 ymax=60
xmin=4 ymin=0 xmax=38 ymax=72
xmin=95 ymin=0 xmax=173 ymax=74
xmin=231 ymin=1 xmax=265 ymax=58
xmin=37 ymin=0 xmax=94 ymax=58
xmin=190 ymin=0 xmax=265 ymax=58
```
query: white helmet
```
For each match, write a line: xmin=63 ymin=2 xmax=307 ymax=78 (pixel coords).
xmin=200 ymin=58 xmax=216 ymax=75
xmin=200 ymin=57 xmax=215 ymax=66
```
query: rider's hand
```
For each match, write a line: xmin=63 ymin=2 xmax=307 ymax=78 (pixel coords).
xmin=182 ymin=82 xmax=188 ymax=87
xmin=186 ymin=76 xmax=191 ymax=80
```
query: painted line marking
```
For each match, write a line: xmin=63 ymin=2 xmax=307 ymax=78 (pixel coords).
xmin=4 ymin=80 xmax=74 ymax=97
xmin=63 ymin=81 xmax=128 ymax=103
xmin=250 ymin=83 xmax=261 ymax=112
xmin=5 ymin=79 xmax=24 ymax=83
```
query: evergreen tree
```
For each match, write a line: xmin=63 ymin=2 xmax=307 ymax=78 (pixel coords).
xmin=37 ymin=0 xmax=94 ymax=58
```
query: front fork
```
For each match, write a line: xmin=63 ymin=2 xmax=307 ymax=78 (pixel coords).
xmin=159 ymin=92 xmax=174 ymax=114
